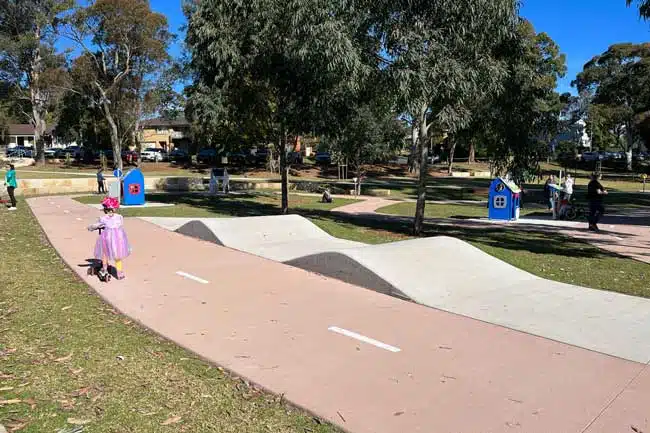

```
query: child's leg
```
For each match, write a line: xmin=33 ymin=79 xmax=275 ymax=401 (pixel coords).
xmin=115 ymin=260 xmax=125 ymax=279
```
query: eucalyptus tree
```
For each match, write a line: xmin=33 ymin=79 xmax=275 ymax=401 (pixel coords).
xmin=574 ymin=43 xmax=650 ymax=170
xmin=370 ymin=0 xmax=520 ymax=235
xmin=479 ymin=19 xmax=566 ymax=183
xmin=0 ymin=0 xmax=73 ymax=164
xmin=63 ymin=0 xmax=172 ymax=170
xmin=184 ymin=0 xmax=373 ymax=213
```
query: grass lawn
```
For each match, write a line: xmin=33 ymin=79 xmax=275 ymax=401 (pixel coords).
xmin=74 ymin=192 xmax=358 ymax=218
xmin=375 ymin=202 xmax=545 ymax=219
xmin=0 ymin=199 xmax=340 ymax=432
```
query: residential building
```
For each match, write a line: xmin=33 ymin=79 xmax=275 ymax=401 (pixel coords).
xmin=140 ymin=118 xmax=191 ymax=151
xmin=1 ymin=124 xmax=60 ymax=150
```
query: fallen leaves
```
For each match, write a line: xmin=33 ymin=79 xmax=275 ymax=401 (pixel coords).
xmin=0 ymin=398 xmax=35 ymax=409
xmin=69 ymin=367 xmax=84 ymax=376
xmin=66 ymin=418 xmax=92 ymax=425
xmin=0 ymin=348 xmax=16 ymax=357
xmin=161 ymin=415 xmax=182 ymax=426
xmin=3 ymin=419 xmax=27 ymax=432
xmin=54 ymin=352 xmax=73 ymax=363
xmin=71 ymin=387 xmax=90 ymax=398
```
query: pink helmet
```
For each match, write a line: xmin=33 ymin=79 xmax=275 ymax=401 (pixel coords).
xmin=101 ymin=196 xmax=120 ymax=210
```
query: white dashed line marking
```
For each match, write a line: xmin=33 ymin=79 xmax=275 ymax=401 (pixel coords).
xmin=176 ymin=271 xmax=209 ymax=284
xmin=328 ymin=326 xmax=401 ymax=353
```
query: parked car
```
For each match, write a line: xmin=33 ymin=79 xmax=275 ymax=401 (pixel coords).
xmin=287 ymin=151 xmax=303 ymax=165
xmin=169 ymin=148 xmax=190 ymax=163
xmin=6 ymin=146 xmax=33 ymax=158
xmin=121 ymin=150 xmax=139 ymax=165
xmin=141 ymin=147 xmax=167 ymax=162
xmin=254 ymin=148 xmax=270 ymax=165
xmin=55 ymin=146 xmax=82 ymax=159
xmin=581 ymin=151 xmax=602 ymax=162
xmin=197 ymin=147 xmax=219 ymax=165
xmin=314 ymin=151 xmax=332 ymax=165
xmin=229 ymin=150 xmax=255 ymax=166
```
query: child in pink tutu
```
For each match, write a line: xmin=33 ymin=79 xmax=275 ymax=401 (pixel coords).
xmin=88 ymin=196 xmax=131 ymax=280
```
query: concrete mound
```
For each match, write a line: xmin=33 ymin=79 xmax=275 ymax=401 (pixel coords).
xmin=141 ymin=215 xmax=650 ymax=363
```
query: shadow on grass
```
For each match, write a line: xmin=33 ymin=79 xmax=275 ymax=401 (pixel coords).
xmin=298 ymin=209 xmax=627 ymax=261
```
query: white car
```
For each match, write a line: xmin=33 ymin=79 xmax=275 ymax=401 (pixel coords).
xmin=141 ymin=147 xmax=166 ymax=162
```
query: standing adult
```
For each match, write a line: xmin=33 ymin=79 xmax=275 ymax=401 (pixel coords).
xmin=97 ymin=168 xmax=106 ymax=194
xmin=4 ymin=164 xmax=17 ymax=211
xmin=563 ymin=174 xmax=574 ymax=202
xmin=543 ymin=175 xmax=555 ymax=212
xmin=587 ymin=173 xmax=607 ymax=231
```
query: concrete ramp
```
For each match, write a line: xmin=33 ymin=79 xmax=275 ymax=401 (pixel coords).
xmin=140 ymin=215 xmax=364 ymax=262
xmin=141 ymin=215 xmax=650 ymax=363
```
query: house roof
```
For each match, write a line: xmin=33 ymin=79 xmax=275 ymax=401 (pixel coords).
xmin=7 ymin=124 xmax=34 ymax=135
xmin=498 ymin=177 xmax=521 ymax=194
xmin=6 ymin=124 xmax=57 ymax=136
xmin=142 ymin=117 xmax=190 ymax=128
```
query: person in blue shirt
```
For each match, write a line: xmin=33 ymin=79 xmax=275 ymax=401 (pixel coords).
xmin=97 ymin=168 xmax=106 ymax=194
xmin=4 ymin=164 xmax=17 ymax=210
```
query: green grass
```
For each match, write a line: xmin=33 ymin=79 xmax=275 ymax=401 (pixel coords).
xmin=376 ymin=202 xmax=545 ymax=219
xmin=74 ymin=192 xmax=358 ymax=218
xmin=0 ymin=199 xmax=340 ymax=433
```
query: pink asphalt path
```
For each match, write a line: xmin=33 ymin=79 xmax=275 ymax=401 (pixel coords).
xmin=29 ymin=196 xmax=650 ymax=433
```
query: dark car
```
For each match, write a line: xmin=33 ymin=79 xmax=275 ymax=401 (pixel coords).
xmin=287 ymin=151 xmax=303 ymax=164
xmin=6 ymin=146 xmax=33 ymax=158
xmin=314 ymin=151 xmax=332 ymax=165
xmin=197 ymin=147 xmax=219 ymax=165
xmin=229 ymin=150 xmax=256 ymax=166
xmin=121 ymin=150 xmax=139 ymax=165
xmin=169 ymin=148 xmax=190 ymax=163
xmin=254 ymin=148 xmax=270 ymax=165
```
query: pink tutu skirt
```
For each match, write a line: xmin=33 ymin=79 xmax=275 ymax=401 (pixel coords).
xmin=94 ymin=227 xmax=131 ymax=261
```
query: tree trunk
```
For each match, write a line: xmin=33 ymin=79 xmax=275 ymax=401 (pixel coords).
xmin=625 ymin=124 xmax=634 ymax=171
xmin=280 ymin=127 xmax=289 ymax=214
xmin=32 ymin=101 xmax=46 ymax=165
xmin=30 ymin=25 xmax=46 ymax=166
xmin=468 ymin=141 xmax=475 ymax=164
xmin=408 ymin=123 xmax=418 ymax=174
xmin=356 ymin=147 xmax=362 ymax=196
xmin=104 ymin=104 xmax=122 ymax=171
xmin=413 ymin=115 xmax=429 ymax=236
xmin=447 ymin=138 xmax=457 ymax=176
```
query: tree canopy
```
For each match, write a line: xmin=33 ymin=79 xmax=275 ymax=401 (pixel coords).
xmin=185 ymin=0 xmax=374 ymax=213
xmin=0 ymin=0 xmax=73 ymax=163
xmin=369 ymin=0 xmax=520 ymax=234
xmin=63 ymin=0 xmax=172 ymax=169
xmin=574 ymin=43 xmax=650 ymax=170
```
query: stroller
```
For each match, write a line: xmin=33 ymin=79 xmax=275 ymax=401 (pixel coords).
xmin=557 ymin=195 xmax=584 ymax=221
xmin=87 ymin=224 xmax=111 ymax=282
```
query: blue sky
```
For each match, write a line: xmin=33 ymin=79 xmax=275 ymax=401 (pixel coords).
xmin=520 ymin=0 xmax=650 ymax=94
xmin=150 ymin=0 xmax=650 ymax=95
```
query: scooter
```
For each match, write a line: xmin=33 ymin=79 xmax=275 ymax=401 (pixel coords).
xmin=87 ymin=225 xmax=111 ymax=282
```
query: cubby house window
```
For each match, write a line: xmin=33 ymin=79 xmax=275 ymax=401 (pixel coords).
xmin=493 ymin=196 xmax=507 ymax=209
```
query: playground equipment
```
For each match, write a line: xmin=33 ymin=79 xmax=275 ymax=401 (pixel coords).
xmin=488 ymin=177 xmax=521 ymax=221
xmin=108 ymin=167 xmax=145 ymax=206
